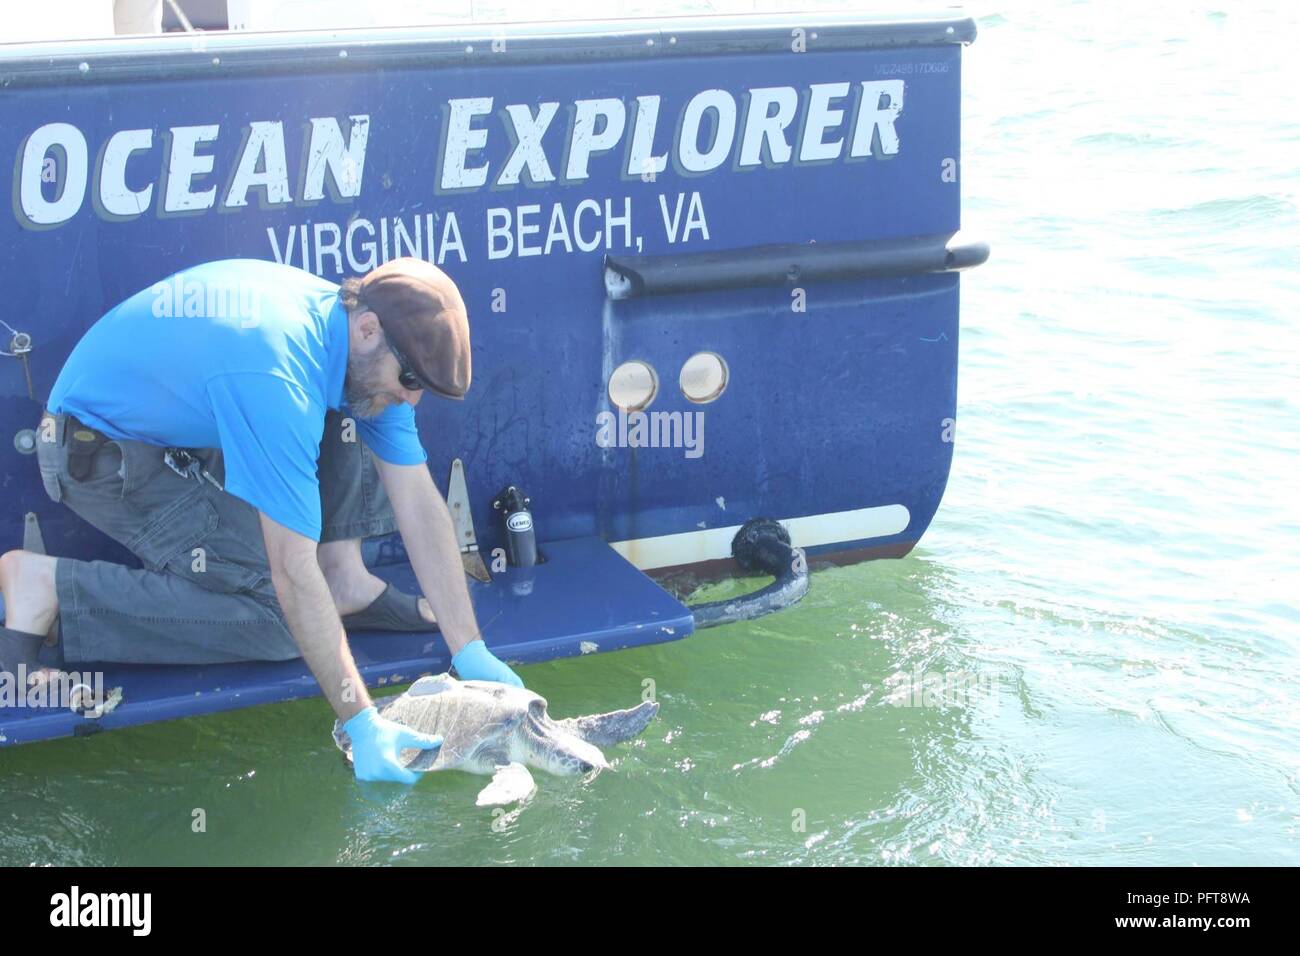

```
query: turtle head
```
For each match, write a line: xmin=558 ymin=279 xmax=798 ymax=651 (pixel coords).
xmin=537 ymin=732 xmax=609 ymax=776
xmin=522 ymin=697 xmax=610 ymax=775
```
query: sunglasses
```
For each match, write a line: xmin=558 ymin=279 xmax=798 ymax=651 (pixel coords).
xmin=388 ymin=341 xmax=424 ymax=392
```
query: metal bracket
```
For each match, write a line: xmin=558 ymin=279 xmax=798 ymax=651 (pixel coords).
xmin=22 ymin=511 xmax=45 ymax=555
xmin=448 ymin=458 xmax=491 ymax=582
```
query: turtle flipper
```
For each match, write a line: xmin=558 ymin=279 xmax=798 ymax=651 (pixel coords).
xmin=557 ymin=700 xmax=659 ymax=746
xmin=475 ymin=763 xmax=536 ymax=806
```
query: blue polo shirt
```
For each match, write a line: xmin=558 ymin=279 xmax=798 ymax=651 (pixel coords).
xmin=47 ymin=259 xmax=428 ymax=540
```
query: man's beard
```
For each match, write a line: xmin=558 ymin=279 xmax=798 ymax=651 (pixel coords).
xmin=344 ymin=346 xmax=391 ymax=419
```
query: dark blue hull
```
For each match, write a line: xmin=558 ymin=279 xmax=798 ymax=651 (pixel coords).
xmin=0 ymin=12 xmax=982 ymax=744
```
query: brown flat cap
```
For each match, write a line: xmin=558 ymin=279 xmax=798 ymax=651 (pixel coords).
xmin=358 ymin=258 xmax=471 ymax=400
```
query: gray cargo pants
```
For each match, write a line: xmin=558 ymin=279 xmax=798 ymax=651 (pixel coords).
xmin=34 ymin=408 xmax=398 ymax=665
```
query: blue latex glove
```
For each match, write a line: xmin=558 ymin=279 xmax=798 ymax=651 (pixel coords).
xmin=343 ymin=705 xmax=442 ymax=784
xmin=452 ymin=639 xmax=523 ymax=687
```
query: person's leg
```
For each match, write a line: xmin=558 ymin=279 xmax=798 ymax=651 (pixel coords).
xmin=0 ymin=550 xmax=56 ymax=636
xmin=2 ymin=557 xmax=296 ymax=668
xmin=316 ymin=409 xmax=434 ymax=624
xmin=54 ymin=554 xmax=297 ymax=665
xmin=15 ymin=412 xmax=299 ymax=665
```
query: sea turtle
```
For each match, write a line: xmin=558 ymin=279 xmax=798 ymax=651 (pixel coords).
xmin=332 ymin=673 xmax=659 ymax=805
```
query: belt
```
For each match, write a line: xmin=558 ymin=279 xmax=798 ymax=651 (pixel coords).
xmin=39 ymin=408 xmax=94 ymax=442
xmin=39 ymin=409 xmax=223 ymax=490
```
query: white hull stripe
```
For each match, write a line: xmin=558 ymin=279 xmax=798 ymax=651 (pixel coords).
xmin=609 ymin=504 xmax=911 ymax=571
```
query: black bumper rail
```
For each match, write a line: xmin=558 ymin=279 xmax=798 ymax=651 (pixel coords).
xmin=604 ymin=230 xmax=989 ymax=300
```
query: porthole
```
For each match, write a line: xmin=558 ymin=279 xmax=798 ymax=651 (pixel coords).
xmin=608 ymin=360 xmax=658 ymax=411
xmin=679 ymin=351 xmax=729 ymax=404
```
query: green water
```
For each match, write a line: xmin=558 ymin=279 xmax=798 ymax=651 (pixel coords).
xmin=3 ymin=0 xmax=1299 ymax=865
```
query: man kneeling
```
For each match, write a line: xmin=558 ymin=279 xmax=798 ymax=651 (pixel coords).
xmin=0 ymin=257 xmax=520 ymax=783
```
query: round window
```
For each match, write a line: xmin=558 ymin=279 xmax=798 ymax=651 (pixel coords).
xmin=679 ymin=351 xmax=729 ymax=403
xmin=608 ymin=360 xmax=658 ymax=411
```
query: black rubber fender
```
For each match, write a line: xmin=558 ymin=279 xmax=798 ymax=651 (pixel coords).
xmin=691 ymin=518 xmax=809 ymax=629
